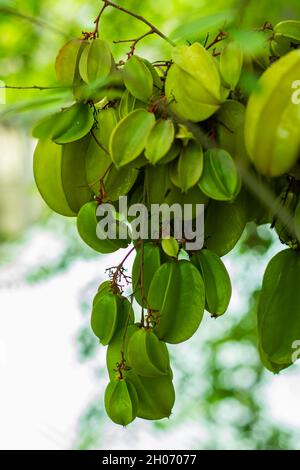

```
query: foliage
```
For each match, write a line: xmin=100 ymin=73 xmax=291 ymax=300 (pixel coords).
xmin=2 ymin=0 xmax=300 ymax=448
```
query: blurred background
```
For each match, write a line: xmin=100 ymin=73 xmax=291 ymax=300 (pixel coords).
xmin=1 ymin=0 xmax=300 ymax=450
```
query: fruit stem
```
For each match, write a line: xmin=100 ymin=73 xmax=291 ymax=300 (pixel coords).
xmin=106 ymin=246 xmax=136 ymax=292
xmin=140 ymin=239 xmax=146 ymax=327
xmin=206 ymin=31 xmax=228 ymax=50
xmin=119 ymin=294 xmax=135 ymax=375
xmin=92 ymin=2 xmax=109 ymax=39
xmin=90 ymin=128 xmax=110 ymax=156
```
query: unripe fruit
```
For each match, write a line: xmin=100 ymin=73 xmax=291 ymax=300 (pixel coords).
xmin=245 ymin=50 xmax=300 ymax=177
xmin=104 ymin=379 xmax=138 ymax=426
xmin=274 ymin=20 xmax=300 ymax=43
xmin=173 ymin=140 xmax=204 ymax=193
xmin=33 ymin=136 xmax=92 ymax=216
xmin=77 ymin=201 xmax=129 ymax=253
xmin=145 ymin=119 xmax=175 ymax=165
xmin=91 ymin=293 xmax=134 ymax=345
xmin=132 ymin=243 xmax=161 ymax=307
xmin=220 ymin=41 xmax=243 ymax=90
xmin=55 ymin=38 xmax=88 ymax=86
xmin=198 ymin=148 xmax=240 ymax=201
xmin=148 ymin=260 xmax=205 ymax=343
xmin=216 ymin=100 xmax=250 ymax=169
xmin=165 ymin=43 xmax=223 ymax=122
xmin=191 ymin=249 xmax=232 ymax=316
xmin=258 ymin=249 xmax=300 ymax=369
xmin=124 ymin=55 xmax=154 ymax=102
xmin=127 ymin=328 xmax=170 ymax=377
xmin=204 ymin=195 xmax=247 ymax=256
xmin=109 ymin=109 xmax=155 ymax=168
xmin=79 ymin=38 xmax=112 ymax=84
xmin=106 ymin=327 xmax=175 ymax=420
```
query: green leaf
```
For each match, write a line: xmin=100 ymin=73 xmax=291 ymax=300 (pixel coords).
xmin=1 ymin=93 xmax=71 ymax=119
xmin=54 ymin=103 xmax=94 ymax=144
xmin=229 ymin=29 xmax=267 ymax=55
xmin=32 ymin=102 xmax=94 ymax=144
xmin=170 ymin=11 xmax=233 ymax=42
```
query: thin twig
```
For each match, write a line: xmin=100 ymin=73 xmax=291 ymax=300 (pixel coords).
xmin=140 ymin=239 xmax=145 ymax=326
xmin=106 ymin=246 xmax=135 ymax=292
xmin=0 ymin=85 xmax=67 ymax=91
xmin=93 ymin=2 xmax=109 ymax=38
xmin=113 ymin=29 xmax=155 ymax=57
xmin=203 ymin=32 xmax=210 ymax=48
xmin=206 ymin=31 xmax=227 ymax=50
xmin=118 ymin=246 xmax=136 ymax=269
xmin=119 ymin=285 xmax=136 ymax=377
xmin=257 ymin=21 xmax=273 ymax=32
xmin=98 ymin=0 xmax=175 ymax=47
xmin=90 ymin=128 xmax=110 ymax=155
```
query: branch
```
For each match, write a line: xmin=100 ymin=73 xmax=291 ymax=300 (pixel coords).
xmin=106 ymin=246 xmax=135 ymax=292
xmin=97 ymin=0 xmax=176 ymax=47
xmin=206 ymin=31 xmax=227 ymax=50
xmin=0 ymin=7 xmax=68 ymax=37
xmin=92 ymin=3 xmax=108 ymax=39
xmin=0 ymin=85 xmax=67 ymax=91
xmin=113 ymin=29 xmax=155 ymax=57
